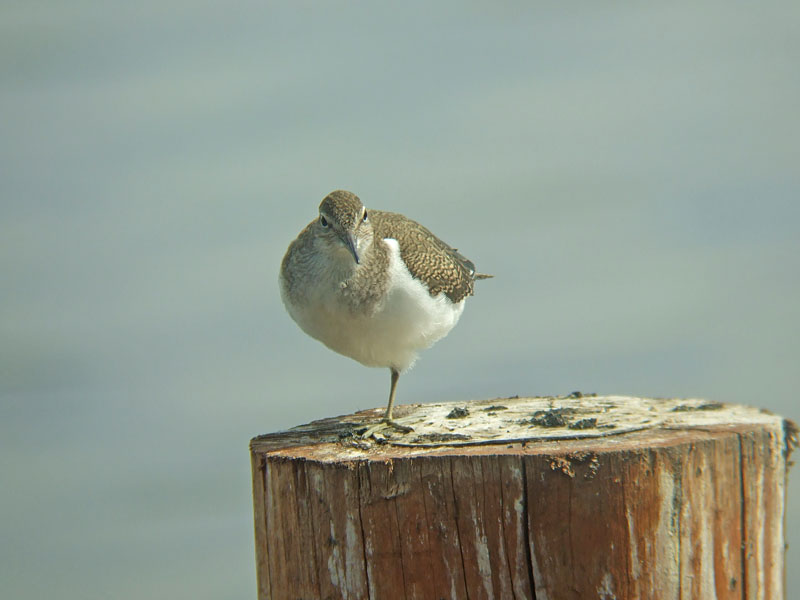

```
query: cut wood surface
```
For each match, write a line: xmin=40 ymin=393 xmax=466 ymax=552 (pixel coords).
xmin=250 ymin=396 xmax=796 ymax=600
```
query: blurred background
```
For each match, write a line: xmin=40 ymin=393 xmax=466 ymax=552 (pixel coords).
xmin=2 ymin=1 xmax=798 ymax=598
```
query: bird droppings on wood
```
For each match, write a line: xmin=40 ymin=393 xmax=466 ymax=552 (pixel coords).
xmin=250 ymin=396 xmax=796 ymax=453
xmin=569 ymin=417 xmax=598 ymax=430
xmin=585 ymin=454 xmax=601 ymax=479
xmin=408 ymin=432 xmax=470 ymax=444
xmin=671 ymin=401 xmax=724 ymax=412
xmin=547 ymin=451 xmax=601 ymax=479
xmin=527 ymin=407 xmax=574 ymax=428
xmin=569 ymin=450 xmax=602 ymax=479
xmin=566 ymin=390 xmax=598 ymax=399
xmin=550 ymin=456 xmax=576 ymax=478
xmin=446 ymin=406 xmax=470 ymax=419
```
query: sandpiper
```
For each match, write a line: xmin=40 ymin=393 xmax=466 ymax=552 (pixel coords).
xmin=279 ymin=190 xmax=490 ymax=433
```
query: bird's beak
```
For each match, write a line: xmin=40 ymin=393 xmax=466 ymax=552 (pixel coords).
xmin=344 ymin=232 xmax=360 ymax=264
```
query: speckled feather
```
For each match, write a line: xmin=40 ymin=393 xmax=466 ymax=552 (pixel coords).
xmin=319 ymin=190 xmax=364 ymax=232
xmin=369 ymin=210 xmax=480 ymax=303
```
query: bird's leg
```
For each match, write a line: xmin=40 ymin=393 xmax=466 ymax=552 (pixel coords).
xmin=383 ymin=368 xmax=413 ymax=432
xmin=361 ymin=368 xmax=413 ymax=438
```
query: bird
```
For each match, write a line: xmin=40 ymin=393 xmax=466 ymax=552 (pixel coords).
xmin=279 ymin=190 xmax=490 ymax=433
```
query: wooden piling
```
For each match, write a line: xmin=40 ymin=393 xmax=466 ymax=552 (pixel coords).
xmin=250 ymin=396 xmax=796 ymax=599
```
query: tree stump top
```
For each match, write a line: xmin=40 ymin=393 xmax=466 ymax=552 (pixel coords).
xmin=251 ymin=395 xmax=797 ymax=462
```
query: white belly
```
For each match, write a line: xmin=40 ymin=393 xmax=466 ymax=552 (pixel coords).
xmin=281 ymin=239 xmax=465 ymax=372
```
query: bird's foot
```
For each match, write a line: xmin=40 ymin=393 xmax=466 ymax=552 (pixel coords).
xmin=383 ymin=418 xmax=414 ymax=433
xmin=361 ymin=418 xmax=414 ymax=439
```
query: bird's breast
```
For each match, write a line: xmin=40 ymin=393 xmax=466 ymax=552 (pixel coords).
xmin=280 ymin=238 xmax=465 ymax=371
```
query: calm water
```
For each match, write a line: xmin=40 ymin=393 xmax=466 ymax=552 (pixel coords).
xmin=2 ymin=2 xmax=799 ymax=597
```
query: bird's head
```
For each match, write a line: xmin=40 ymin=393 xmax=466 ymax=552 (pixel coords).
xmin=317 ymin=190 xmax=373 ymax=265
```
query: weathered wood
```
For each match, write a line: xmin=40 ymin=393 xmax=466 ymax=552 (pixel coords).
xmin=250 ymin=396 xmax=796 ymax=599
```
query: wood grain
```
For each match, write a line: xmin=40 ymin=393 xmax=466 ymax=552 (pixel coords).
xmin=250 ymin=396 xmax=795 ymax=599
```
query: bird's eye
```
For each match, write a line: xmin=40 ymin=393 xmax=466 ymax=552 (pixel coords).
xmin=362 ymin=210 xmax=368 ymax=222
xmin=320 ymin=216 xmax=329 ymax=227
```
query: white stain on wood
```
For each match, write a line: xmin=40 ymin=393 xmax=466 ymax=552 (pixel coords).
xmin=626 ymin=506 xmax=641 ymax=581
xmin=655 ymin=469 xmax=680 ymax=599
xmin=767 ymin=431 xmax=786 ymax=598
xmin=698 ymin=483 xmax=717 ymax=600
xmin=529 ymin=535 xmax=548 ymax=600
xmin=597 ymin=572 xmax=617 ymax=599
xmin=475 ymin=527 xmax=492 ymax=597
xmin=344 ymin=517 xmax=361 ymax=596
xmin=327 ymin=521 xmax=343 ymax=589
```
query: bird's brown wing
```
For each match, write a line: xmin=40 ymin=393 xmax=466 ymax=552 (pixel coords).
xmin=370 ymin=210 xmax=485 ymax=303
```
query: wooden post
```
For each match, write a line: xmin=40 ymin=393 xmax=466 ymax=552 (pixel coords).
xmin=250 ymin=396 xmax=796 ymax=600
